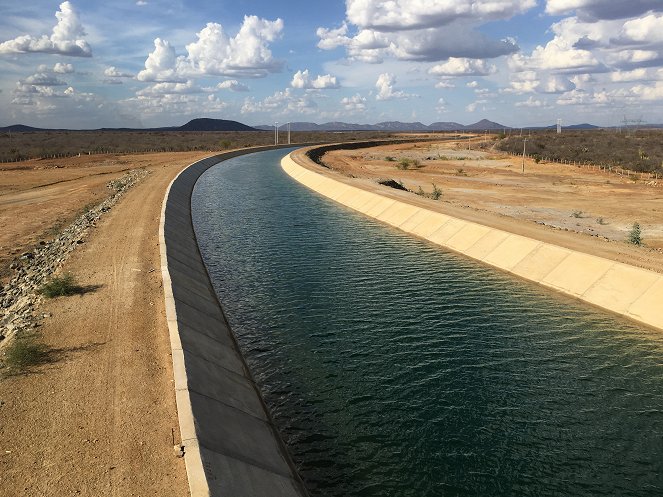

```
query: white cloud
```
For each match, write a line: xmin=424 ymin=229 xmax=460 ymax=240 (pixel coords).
xmin=241 ymin=88 xmax=318 ymax=115
xmin=23 ymin=72 xmax=68 ymax=86
xmin=610 ymin=68 xmax=650 ymax=83
xmin=515 ymin=96 xmax=548 ymax=107
xmin=541 ymin=75 xmax=576 ymax=93
xmin=467 ymin=80 xmax=480 ymax=88
xmin=137 ymin=38 xmax=184 ymax=82
xmin=104 ymin=66 xmax=133 ymax=78
xmin=53 ymin=62 xmax=74 ymax=74
xmin=630 ymin=82 xmax=663 ymax=100
xmin=137 ymin=16 xmax=284 ymax=82
xmin=0 ymin=1 xmax=91 ymax=57
xmin=375 ymin=73 xmax=415 ymax=100
xmin=545 ymin=0 xmax=661 ymax=21
xmin=317 ymin=1 xmax=529 ymax=63
xmin=346 ymin=0 xmax=536 ymax=31
xmin=217 ymin=80 xmax=250 ymax=92
xmin=429 ymin=57 xmax=496 ymax=77
xmin=435 ymin=97 xmax=447 ymax=112
xmin=136 ymin=80 xmax=209 ymax=96
xmin=341 ymin=93 xmax=367 ymax=112
xmin=291 ymin=69 xmax=340 ymax=89
xmin=435 ymin=80 xmax=455 ymax=89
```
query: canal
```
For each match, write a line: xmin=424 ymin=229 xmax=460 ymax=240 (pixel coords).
xmin=192 ymin=148 xmax=663 ymax=496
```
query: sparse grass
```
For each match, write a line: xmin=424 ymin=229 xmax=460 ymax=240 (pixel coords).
xmin=3 ymin=335 xmax=50 ymax=372
xmin=628 ymin=222 xmax=642 ymax=245
xmin=385 ymin=156 xmax=395 ymax=162
xmin=596 ymin=217 xmax=607 ymax=225
xmin=572 ymin=210 xmax=584 ymax=218
xmin=456 ymin=168 xmax=466 ymax=176
xmin=39 ymin=273 xmax=79 ymax=298
xmin=430 ymin=183 xmax=442 ymax=200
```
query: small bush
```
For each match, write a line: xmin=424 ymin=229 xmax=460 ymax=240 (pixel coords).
xmin=456 ymin=168 xmax=466 ymax=176
xmin=416 ymin=186 xmax=425 ymax=196
xmin=385 ymin=156 xmax=395 ymax=162
xmin=39 ymin=273 xmax=79 ymax=298
xmin=628 ymin=222 xmax=642 ymax=245
xmin=430 ymin=183 xmax=442 ymax=200
xmin=596 ymin=217 xmax=607 ymax=225
xmin=572 ymin=210 xmax=583 ymax=218
xmin=397 ymin=158 xmax=412 ymax=170
xmin=3 ymin=336 xmax=50 ymax=371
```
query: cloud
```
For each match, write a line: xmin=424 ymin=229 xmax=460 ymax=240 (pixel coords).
xmin=23 ymin=72 xmax=68 ymax=86
xmin=136 ymin=80 xmax=209 ymax=96
xmin=104 ymin=66 xmax=133 ymax=78
xmin=340 ymin=93 xmax=367 ymax=112
xmin=346 ymin=0 xmax=536 ymax=31
xmin=545 ymin=0 xmax=662 ymax=21
xmin=217 ymin=80 xmax=250 ymax=92
xmin=291 ymin=69 xmax=340 ymax=89
xmin=137 ymin=16 xmax=284 ymax=82
xmin=429 ymin=57 xmax=496 ymax=77
xmin=375 ymin=73 xmax=415 ymax=100
xmin=241 ymin=88 xmax=318 ymax=115
xmin=53 ymin=62 xmax=74 ymax=73
xmin=0 ymin=1 xmax=91 ymax=57
xmin=317 ymin=1 xmax=529 ymax=63
xmin=136 ymin=38 xmax=185 ymax=82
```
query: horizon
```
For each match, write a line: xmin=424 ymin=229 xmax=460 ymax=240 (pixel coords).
xmin=1 ymin=1 xmax=662 ymax=129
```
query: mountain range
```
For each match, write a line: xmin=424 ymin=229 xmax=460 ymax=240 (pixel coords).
xmin=1 ymin=118 xmax=659 ymax=133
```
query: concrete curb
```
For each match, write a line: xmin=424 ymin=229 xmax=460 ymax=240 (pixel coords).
xmin=282 ymin=152 xmax=663 ymax=332
xmin=160 ymin=147 xmax=309 ymax=497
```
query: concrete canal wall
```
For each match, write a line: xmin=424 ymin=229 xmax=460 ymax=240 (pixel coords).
xmin=160 ymin=147 xmax=309 ymax=497
xmin=281 ymin=152 xmax=663 ymax=332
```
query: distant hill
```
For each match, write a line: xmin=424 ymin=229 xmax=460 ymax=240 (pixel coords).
xmin=256 ymin=120 xmax=510 ymax=132
xmin=177 ymin=118 xmax=257 ymax=132
xmin=0 ymin=118 xmax=259 ymax=133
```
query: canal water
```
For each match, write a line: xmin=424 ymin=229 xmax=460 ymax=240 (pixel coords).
xmin=192 ymin=148 xmax=663 ymax=497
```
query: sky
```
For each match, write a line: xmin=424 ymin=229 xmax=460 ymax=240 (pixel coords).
xmin=1 ymin=0 xmax=662 ymax=129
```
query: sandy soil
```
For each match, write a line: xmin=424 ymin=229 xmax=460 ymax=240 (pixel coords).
xmin=296 ymin=138 xmax=663 ymax=274
xmin=0 ymin=151 xmax=208 ymax=496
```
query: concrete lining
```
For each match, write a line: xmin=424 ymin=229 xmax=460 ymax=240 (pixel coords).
xmin=281 ymin=152 xmax=663 ymax=332
xmin=160 ymin=147 xmax=309 ymax=497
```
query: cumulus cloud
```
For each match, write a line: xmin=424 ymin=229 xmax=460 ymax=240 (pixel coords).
xmin=241 ymin=88 xmax=318 ymax=115
xmin=0 ymin=1 xmax=91 ymax=57
xmin=317 ymin=0 xmax=529 ymax=63
xmin=545 ymin=0 xmax=661 ymax=21
xmin=53 ymin=62 xmax=75 ymax=74
xmin=137 ymin=16 xmax=283 ymax=82
xmin=346 ymin=0 xmax=536 ymax=31
xmin=217 ymin=80 xmax=250 ymax=92
xmin=137 ymin=80 xmax=209 ymax=96
xmin=429 ymin=57 xmax=496 ymax=77
xmin=375 ymin=73 xmax=415 ymax=100
xmin=23 ymin=72 xmax=68 ymax=86
xmin=291 ymin=69 xmax=340 ymax=89
xmin=340 ymin=93 xmax=367 ymax=112
xmin=104 ymin=66 xmax=133 ymax=78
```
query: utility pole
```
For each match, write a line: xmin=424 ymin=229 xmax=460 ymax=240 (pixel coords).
xmin=275 ymin=121 xmax=278 ymax=145
xmin=287 ymin=122 xmax=291 ymax=145
xmin=556 ymin=118 xmax=562 ymax=134
xmin=522 ymin=138 xmax=527 ymax=174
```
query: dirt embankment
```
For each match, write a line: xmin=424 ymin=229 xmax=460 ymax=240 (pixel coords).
xmin=0 ymin=151 xmax=209 ymax=496
xmin=301 ymin=138 xmax=663 ymax=274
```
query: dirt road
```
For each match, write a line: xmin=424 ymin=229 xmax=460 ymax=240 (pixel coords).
xmin=0 ymin=152 xmax=208 ymax=496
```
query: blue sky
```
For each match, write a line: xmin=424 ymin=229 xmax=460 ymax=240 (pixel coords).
xmin=1 ymin=0 xmax=662 ymax=129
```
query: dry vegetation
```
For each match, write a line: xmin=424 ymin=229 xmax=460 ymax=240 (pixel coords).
xmin=497 ymin=129 xmax=663 ymax=173
xmin=0 ymin=130 xmax=398 ymax=162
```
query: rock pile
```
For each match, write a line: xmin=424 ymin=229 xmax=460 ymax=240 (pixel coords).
xmin=0 ymin=168 xmax=149 ymax=349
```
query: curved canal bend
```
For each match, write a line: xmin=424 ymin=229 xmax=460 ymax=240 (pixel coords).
xmin=192 ymin=148 xmax=663 ymax=497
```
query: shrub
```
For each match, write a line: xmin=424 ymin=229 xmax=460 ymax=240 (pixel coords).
xmin=3 ymin=336 xmax=50 ymax=371
xmin=628 ymin=222 xmax=642 ymax=245
xmin=397 ymin=158 xmax=412 ymax=170
xmin=430 ymin=183 xmax=442 ymax=200
xmin=39 ymin=273 xmax=79 ymax=298
xmin=572 ymin=210 xmax=583 ymax=218
xmin=385 ymin=156 xmax=395 ymax=162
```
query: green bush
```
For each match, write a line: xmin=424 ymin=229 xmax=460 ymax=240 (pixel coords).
xmin=3 ymin=336 xmax=50 ymax=371
xmin=39 ymin=273 xmax=79 ymax=298
xmin=430 ymin=183 xmax=442 ymax=200
xmin=628 ymin=222 xmax=642 ymax=245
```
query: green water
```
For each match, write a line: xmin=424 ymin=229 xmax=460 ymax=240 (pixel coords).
xmin=192 ymin=148 xmax=663 ymax=496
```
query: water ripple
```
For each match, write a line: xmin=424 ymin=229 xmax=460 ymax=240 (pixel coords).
xmin=192 ymin=148 xmax=663 ymax=497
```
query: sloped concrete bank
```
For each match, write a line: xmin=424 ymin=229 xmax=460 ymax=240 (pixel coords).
xmin=160 ymin=147 xmax=309 ymax=497
xmin=281 ymin=151 xmax=663 ymax=332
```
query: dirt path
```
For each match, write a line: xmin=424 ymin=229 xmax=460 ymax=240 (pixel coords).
xmin=0 ymin=152 xmax=208 ymax=496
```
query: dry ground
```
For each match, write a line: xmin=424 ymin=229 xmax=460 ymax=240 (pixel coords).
xmin=312 ymin=138 xmax=663 ymax=273
xmin=0 ymin=151 xmax=209 ymax=496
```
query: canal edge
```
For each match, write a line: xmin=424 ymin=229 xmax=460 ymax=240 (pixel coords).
xmin=160 ymin=148 xmax=310 ymax=497
xmin=281 ymin=150 xmax=663 ymax=333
